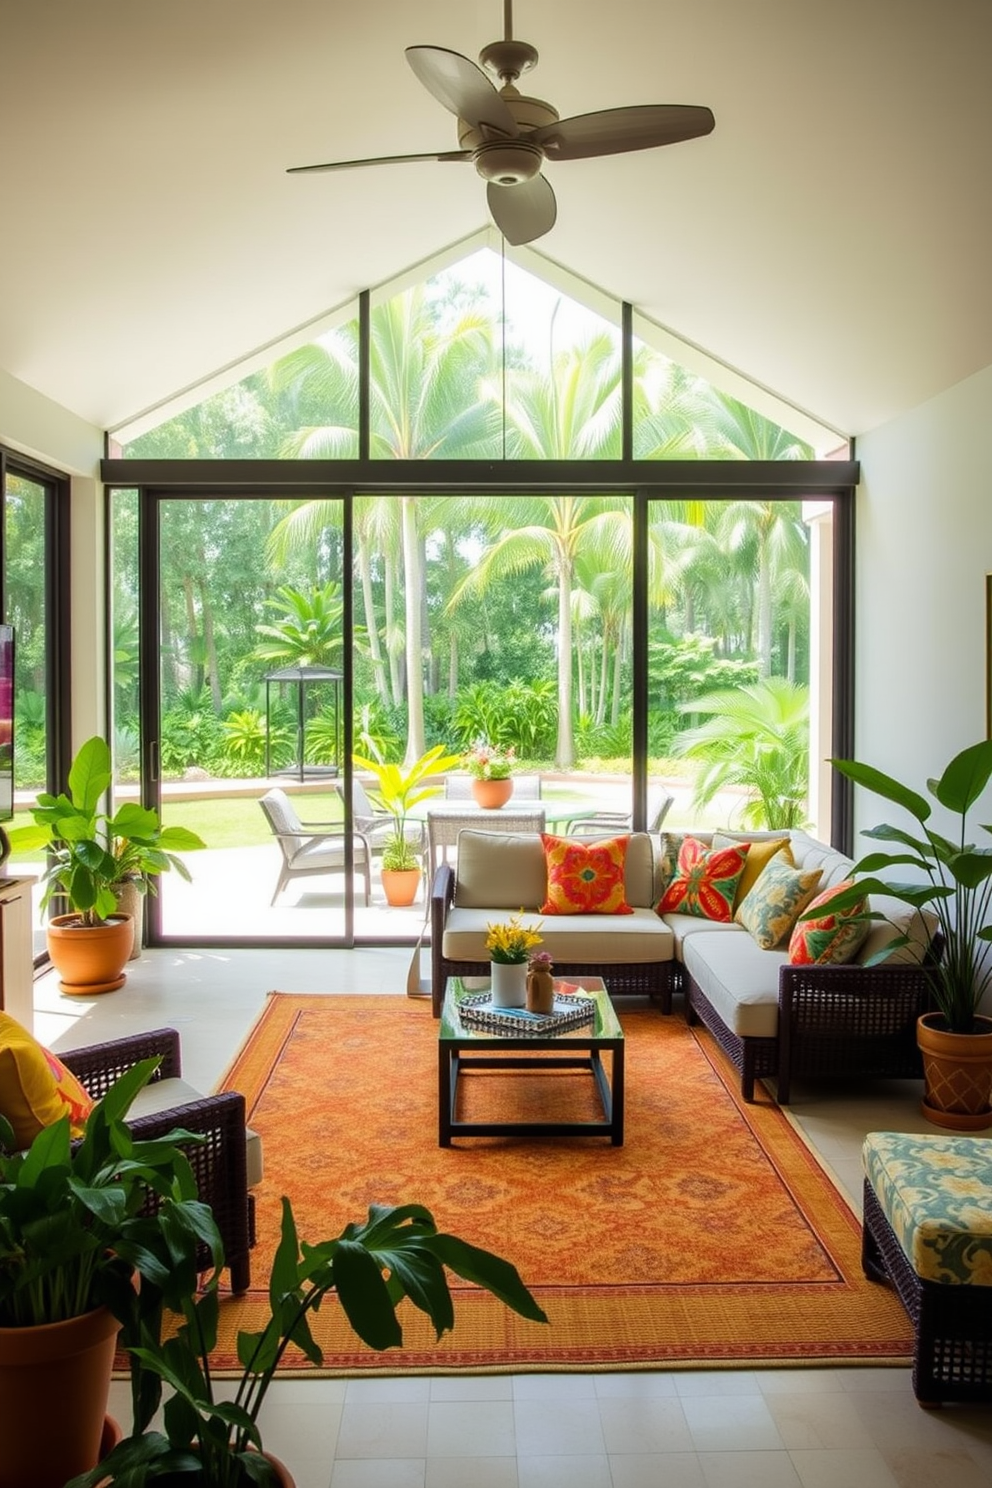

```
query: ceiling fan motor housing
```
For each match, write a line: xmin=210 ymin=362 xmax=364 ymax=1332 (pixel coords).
xmin=472 ymin=137 xmax=544 ymax=185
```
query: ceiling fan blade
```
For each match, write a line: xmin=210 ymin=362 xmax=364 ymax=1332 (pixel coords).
xmin=287 ymin=150 xmax=470 ymax=175
xmin=531 ymin=104 xmax=715 ymax=161
xmin=487 ymin=174 xmax=557 ymax=246
xmin=406 ymin=45 xmax=518 ymax=137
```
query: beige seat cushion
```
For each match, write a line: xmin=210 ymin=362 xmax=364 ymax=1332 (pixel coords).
xmin=681 ymin=930 xmax=786 ymax=1039
xmin=443 ymin=904 xmax=674 ymax=966
xmin=129 ymin=1077 xmax=263 ymax=1188
xmin=660 ymin=912 xmax=746 ymax=958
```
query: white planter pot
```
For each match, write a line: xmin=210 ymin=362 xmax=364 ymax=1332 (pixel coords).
xmin=490 ymin=960 xmax=527 ymax=1008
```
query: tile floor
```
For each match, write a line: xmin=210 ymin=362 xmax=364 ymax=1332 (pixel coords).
xmin=35 ymin=946 xmax=992 ymax=1488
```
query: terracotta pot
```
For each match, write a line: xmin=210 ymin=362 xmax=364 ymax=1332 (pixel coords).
xmin=113 ymin=877 xmax=144 ymax=959
xmin=46 ymin=912 xmax=134 ymax=995
xmin=917 ymin=1012 xmax=992 ymax=1130
xmin=472 ymin=777 xmax=514 ymax=809
xmin=381 ymin=867 xmax=421 ymax=907
xmin=526 ymin=968 xmax=555 ymax=1014
xmin=0 ymin=1305 xmax=121 ymax=1488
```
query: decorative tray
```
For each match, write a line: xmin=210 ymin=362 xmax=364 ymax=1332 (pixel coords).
xmin=455 ymin=988 xmax=597 ymax=1036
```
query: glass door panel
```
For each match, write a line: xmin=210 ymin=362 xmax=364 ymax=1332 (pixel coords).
xmin=152 ymin=494 xmax=352 ymax=942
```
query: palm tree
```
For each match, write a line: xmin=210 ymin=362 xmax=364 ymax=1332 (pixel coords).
xmin=675 ymin=676 xmax=810 ymax=829
xmin=251 ymin=582 xmax=345 ymax=669
xmin=267 ymin=288 xmax=498 ymax=762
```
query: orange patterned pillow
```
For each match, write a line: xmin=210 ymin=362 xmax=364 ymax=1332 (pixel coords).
xmin=540 ymin=834 xmax=634 ymax=915
xmin=657 ymin=836 xmax=749 ymax=922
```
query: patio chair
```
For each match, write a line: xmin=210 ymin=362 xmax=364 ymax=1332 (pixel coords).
xmin=340 ymin=776 xmax=428 ymax=861
xmin=259 ymin=788 xmax=371 ymax=905
xmin=566 ymin=784 xmax=674 ymax=839
xmin=60 ymin=1026 xmax=260 ymax=1292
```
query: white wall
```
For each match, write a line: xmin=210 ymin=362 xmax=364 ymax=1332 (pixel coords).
xmin=854 ymin=361 xmax=992 ymax=834
xmin=0 ymin=369 xmax=102 ymax=477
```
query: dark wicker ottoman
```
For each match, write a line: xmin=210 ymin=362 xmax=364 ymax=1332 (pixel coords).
xmin=862 ymin=1132 xmax=992 ymax=1405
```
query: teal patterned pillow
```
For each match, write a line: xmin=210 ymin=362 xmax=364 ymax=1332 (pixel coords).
xmin=735 ymin=859 xmax=823 ymax=949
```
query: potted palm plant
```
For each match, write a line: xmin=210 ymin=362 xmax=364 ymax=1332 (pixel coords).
xmin=8 ymin=736 xmax=205 ymax=992
xmin=352 ymin=741 xmax=460 ymax=906
xmin=827 ymin=739 xmax=992 ymax=1127
xmin=68 ymin=1196 xmax=548 ymax=1487
xmin=0 ymin=1058 xmax=223 ymax=1488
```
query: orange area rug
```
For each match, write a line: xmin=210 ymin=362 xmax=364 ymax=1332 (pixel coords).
xmin=212 ymin=992 xmax=912 ymax=1374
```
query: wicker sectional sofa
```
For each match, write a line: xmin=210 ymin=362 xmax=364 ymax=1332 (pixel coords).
xmin=430 ymin=826 xmax=938 ymax=1105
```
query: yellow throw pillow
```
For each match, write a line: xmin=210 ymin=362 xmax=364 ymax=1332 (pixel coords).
xmin=734 ymin=860 xmax=823 ymax=950
xmin=0 ymin=1012 xmax=95 ymax=1149
xmin=712 ymin=833 xmax=793 ymax=907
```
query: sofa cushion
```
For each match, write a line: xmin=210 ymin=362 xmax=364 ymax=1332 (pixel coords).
xmin=735 ymin=859 xmax=823 ymax=949
xmin=787 ymin=831 xmax=855 ymax=890
xmin=129 ymin=1077 xmax=265 ymax=1188
xmin=442 ymin=905 xmax=674 ymax=966
xmin=712 ymin=832 xmax=793 ymax=907
xmin=858 ymin=896 xmax=941 ymax=966
xmin=540 ymin=834 xmax=633 ymax=915
xmin=452 ymin=829 xmax=655 ymax=911
xmin=454 ymin=831 xmax=550 ymax=910
xmin=788 ymin=880 xmax=870 ymax=966
xmin=661 ymin=912 xmax=745 ymax=957
xmin=682 ymin=931 xmax=786 ymax=1039
xmin=657 ymin=837 xmax=749 ymax=922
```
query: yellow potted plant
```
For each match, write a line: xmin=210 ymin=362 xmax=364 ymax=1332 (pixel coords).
xmin=486 ymin=911 xmax=544 ymax=1007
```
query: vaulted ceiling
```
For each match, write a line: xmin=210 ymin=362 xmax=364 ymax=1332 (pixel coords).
xmin=3 ymin=0 xmax=989 ymax=442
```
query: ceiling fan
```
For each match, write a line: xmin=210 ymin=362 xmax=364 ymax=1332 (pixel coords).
xmin=287 ymin=0 xmax=715 ymax=247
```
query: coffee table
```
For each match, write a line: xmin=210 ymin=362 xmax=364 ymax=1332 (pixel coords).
xmin=438 ymin=975 xmax=624 ymax=1146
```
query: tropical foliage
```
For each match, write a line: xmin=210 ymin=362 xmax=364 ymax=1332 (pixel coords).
xmin=676 ymin=677 xmax=810 ymax=829
xmin=99 ymin=248 xmax=816 ymax=832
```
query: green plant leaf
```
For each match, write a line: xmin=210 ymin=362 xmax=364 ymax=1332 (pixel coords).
xmin=421 ymin=1233 xmax=549 ymax=1324
xmin=68 ymin=735 xmax=113 ymax=814
xmin=332 ymin=1238 xmax=405 ymax=1350
xmin=831 ymin=758 xmax=931 ymax=822
xmin=930 ymin=739 xmax=992 ymax=815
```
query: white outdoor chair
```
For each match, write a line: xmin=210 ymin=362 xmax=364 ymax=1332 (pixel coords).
xmin=566 ymin=785 xmax=674 ymax=839
xmin=340 ymin=777 xmax=427 ymax=860
xmin=259 ymin=788 xmax=371 ymax=905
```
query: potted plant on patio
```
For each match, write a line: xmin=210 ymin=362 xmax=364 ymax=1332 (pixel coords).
xmin=0 ymin=1056 xmax=223 ymax=1488
xmin=463 ymin=739 xmax=517 ymax=809
xmin=826 ymin=738 xmax=992 ymax=1127
xmin=352 ymin=741 xmax=460 ymax=906
xmin=8 ymin=735 xmax=205 ymax=991
xmin=68 ymin=1195 xmax=548 ymax=1488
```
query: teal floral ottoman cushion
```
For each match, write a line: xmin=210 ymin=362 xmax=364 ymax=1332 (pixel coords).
xmin=863 ymin=1131 xmax=992 ymax=1285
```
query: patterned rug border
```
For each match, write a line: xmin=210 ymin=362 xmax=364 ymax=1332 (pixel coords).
xmin=204 ymin=991 xmax=912 ymax=1376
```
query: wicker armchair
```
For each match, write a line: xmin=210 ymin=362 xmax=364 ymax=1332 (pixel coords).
xmin=60 ymin=1027 xmax=257 ymax=1292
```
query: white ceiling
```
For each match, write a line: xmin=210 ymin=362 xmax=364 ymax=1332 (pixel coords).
xmin=3 ymin=0 xmax=990 ymax=442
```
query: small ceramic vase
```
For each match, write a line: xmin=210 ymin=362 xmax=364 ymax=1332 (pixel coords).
xmin=526 ymin=968 xmax=555 ymax=1015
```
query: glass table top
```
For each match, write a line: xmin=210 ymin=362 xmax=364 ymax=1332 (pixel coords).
xmin=440 ymin=975 xmax=623 ymax=1043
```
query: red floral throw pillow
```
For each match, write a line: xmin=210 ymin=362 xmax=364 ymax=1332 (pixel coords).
xmin=788 ymin=880 xmax=870 ymax=966
xmin=656 ymin=836 xmax=749 ymax=922
xmin=540 ymin=834 xmax=634 ymax=915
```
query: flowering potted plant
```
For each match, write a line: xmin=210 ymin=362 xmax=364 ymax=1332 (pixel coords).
xmin=463 ymin=740 xmax=517 ymax=808
xmin=486 ymin=911 xmax=543 ymax=1008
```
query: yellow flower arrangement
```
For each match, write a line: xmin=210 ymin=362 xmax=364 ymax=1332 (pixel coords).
xmin=485 ymin=910 xmax=543 ymax=964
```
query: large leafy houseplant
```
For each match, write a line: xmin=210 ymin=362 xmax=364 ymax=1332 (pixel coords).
xmin=352 ymin=741 xmax=460 ymax=871
xmin=828 ymin=739 xmax=992 ymax=1034
xmin=69 ymin=1197 xmax=548 ymax=1487
xmin=8 ymin=735 xmax=206 ymax=925
xmin=0 ymin=1059 xmax=223 ymax=1488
